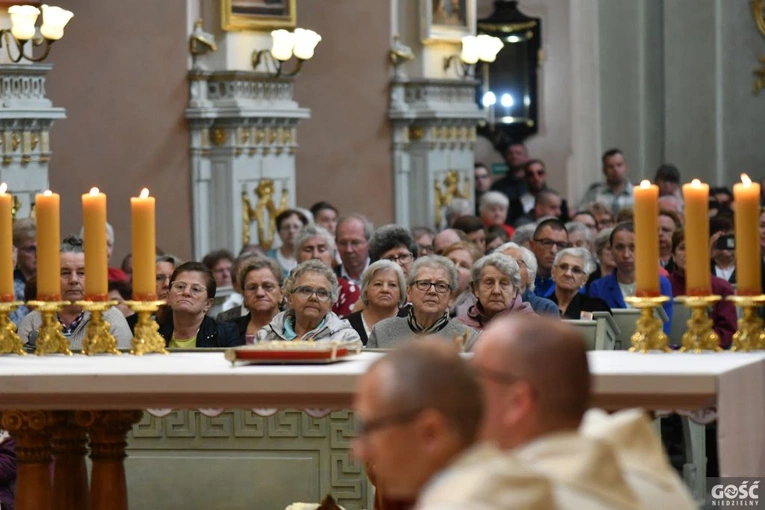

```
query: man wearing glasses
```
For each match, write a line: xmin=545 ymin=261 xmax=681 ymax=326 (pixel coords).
xmin=529 ymin=218 xmax=569 ymax=299
xmin=353 ymin=340 xmax=554 ymax=509
xmin=472 ymin=315 xmax=694 ymax=509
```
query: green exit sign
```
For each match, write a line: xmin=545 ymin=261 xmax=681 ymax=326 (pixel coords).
xmin=491 ymin=162 xmax=509 ymax=176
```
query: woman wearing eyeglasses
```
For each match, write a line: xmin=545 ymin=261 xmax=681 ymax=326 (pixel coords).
xmin=368 ymin=225 xmax=417 ymax=277
xmin=231 ymin=257 xmax=284 ymax=343
xmin=158 ymin=261 xmax=242 ymax=348
xmin=550 ymin=248 xmax=610 ymax=319
xmin=256 ymin=260 xmax=361 ymax=345
xmin=456 ymin=253 xmax=533 ymax=331
xmin=367 ymin=256 xmax=478 ymax=350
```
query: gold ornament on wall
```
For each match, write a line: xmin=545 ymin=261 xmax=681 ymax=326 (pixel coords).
xmin=242 ymin=179 xmax=289 ymax=249
xmin=434 ymin=170 xmax=470 ymax=229
xmin=752 ymin=0 xmax=765 ymax=94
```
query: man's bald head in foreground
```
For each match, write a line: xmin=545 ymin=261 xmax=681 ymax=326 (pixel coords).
xmin=472 ymin=315 xmax=591 ymax=450
xmin=353 ymin=339 xmax=484 ymax=499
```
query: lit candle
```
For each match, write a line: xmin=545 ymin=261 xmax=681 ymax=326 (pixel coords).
xmin=35 ymin=190 xmax=60 ymax=301
xmin=82 ymin=187 xmax=108 ymax=300
xmin=733 ymin=174 xmax=762 ymax=295
xmin=131 ymin=188 xmax=156 ymax=300
xmin=682 ymin=179 xmax=711 ymax=295
xmin=634 ymin=180 xmax=660 ymax=296
xmin=0 ymin=184 xmax=14 ymax=300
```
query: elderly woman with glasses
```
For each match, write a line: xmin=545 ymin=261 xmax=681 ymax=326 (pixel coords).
xmin=550 ymin=247 xmax=610 ymax=319
xmin=266 ymin=209 xmax=309 ymax=276
xmin=230 ymin=256 xmax=284 ymax=343
xmin=257 ymin=259 xmax=361 ymax=345
xmin=456 ymin=253 xmax=533 ymax=330
xmin=294 ymin=225 xmax=359 ymax=318
xmin=367 ymin=256 xmax=478 ymax=350
xmin=346 ymin=260 xmax=407 ymax=345
xmin=158 ymin=261 xmax=242 ymax=348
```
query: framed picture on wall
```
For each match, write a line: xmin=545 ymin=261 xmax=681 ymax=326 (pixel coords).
xmin=420 ymin=0 xmax=475 ymax=43
xmin=221 ymin=0 xmax=296 ymax=31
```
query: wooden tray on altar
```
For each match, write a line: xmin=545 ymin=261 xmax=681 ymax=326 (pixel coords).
xmin=225 ymin=341 xmax=362 ymax=366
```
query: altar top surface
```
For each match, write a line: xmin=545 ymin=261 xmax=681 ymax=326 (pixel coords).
xmin=0 ymin=351 xmax=763 ymax=410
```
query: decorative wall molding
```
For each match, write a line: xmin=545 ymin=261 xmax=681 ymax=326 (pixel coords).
xmin=186 ymin=70 xmax=310 ymax=259
xmin=0 ymin=64 xmax=66 ymax=218
xmin=389 ymin=78 xmax=484 ymax=228
xmin=127 ymin=409 xmax=368 ymax=509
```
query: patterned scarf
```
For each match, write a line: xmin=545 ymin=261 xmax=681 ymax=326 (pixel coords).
xmin=407 ymin=307 xmax=450 ymax=335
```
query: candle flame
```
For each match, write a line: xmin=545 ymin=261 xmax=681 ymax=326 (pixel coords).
xmin=640 ymin=180 xmax=651 ymax=188
xmin=0 ymin=183 xmax=7 ymax=194
xmin=139 ymin=188 xmax=149 ymax=198
xmin=43 ymin=190 xmax=52 ymax=196
xmin=741 ymin=173 xmax=752 ymax=186
xmin=691 ymin=178 xmax=701 ymax=188
xmin=89 ymin=187 xmax=100 ymax=195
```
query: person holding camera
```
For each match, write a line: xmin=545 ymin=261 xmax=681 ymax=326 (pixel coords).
xmin=709 ymin=216 xmax=736 ymax=284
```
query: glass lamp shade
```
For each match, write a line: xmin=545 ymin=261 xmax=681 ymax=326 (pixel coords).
xmin=459 ymin=36 xmax=480 ymax=65
xmin=476 ymin=35 xmax=503 ymax=63
xmin=40 ymin=5 xmax=74 ymax=41
xmin=292 ymin=28 xmax=321 ymax=60
xmin=8 ymin=5 xmax=40 ymax=41
xmin=270 ymin=29 xmax=295 ymax=61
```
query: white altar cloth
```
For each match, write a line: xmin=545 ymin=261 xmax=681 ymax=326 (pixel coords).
xmin=0 ymin=351 xmax=763 ymax=476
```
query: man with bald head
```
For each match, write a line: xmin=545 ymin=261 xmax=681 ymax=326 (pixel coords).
xmin=353 ymin=339 xmax=553 ymax=509
xmin=472 ymin=315 xmax=642 ymax=509
xmin=432 ymin=228 xmax=466 ymax=254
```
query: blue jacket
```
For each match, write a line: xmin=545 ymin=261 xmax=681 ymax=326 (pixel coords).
xmin=522 ymin=289 xmax=560 ymax=316
xmin=588 ymin=272 xmax=673 ymax=335
xmin=534 ymin=275 xmax=556 ymax=298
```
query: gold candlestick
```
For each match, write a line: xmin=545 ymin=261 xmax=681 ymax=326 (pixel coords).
xmin=26 ymin=300 xmax=72 ymax=356
xmin=75 ymin=300 xmax=121 ymax=355
xmin=624 ymin=296 xmax=671 ymax=353
xmin=125 ymin=300 xmax=168 ymax=355
xmin=677 ymin=295 xmax=722 ymax=353
xmin=0 ymin=301 xmax=26 ymax=355
xmin=727 ymin=295 xmax=765 ymax=352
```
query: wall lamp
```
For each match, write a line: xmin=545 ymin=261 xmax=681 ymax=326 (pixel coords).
xmin=251 ymin=28 xmax=321 ymax=78
xmin=1 ymin=4 xmax=73 ymax=63
xmin=443 ymin=34 xmax=503 ymax=78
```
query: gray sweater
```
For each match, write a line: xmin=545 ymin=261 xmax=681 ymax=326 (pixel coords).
xmin=19 ymin=307 xmax=134 ymax=351
xmin=367 ymin=316 xmax=478 ymax=351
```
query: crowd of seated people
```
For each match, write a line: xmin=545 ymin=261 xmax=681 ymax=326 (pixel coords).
xmin=7 ymin=144 xmax=754 ymax=355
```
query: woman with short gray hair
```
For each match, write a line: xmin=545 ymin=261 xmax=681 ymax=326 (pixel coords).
xmin=456 ymin=253 xmax=533 ymax=330
xmin=257 ymin=260 xmax=361 ymax=345
xmin=367 ymin=256 xmax=477 ymax=350
xmin=346 ymin=260 xmax=406 ymax=345
xmin=550 ymin=247 xmax=610 ymax=319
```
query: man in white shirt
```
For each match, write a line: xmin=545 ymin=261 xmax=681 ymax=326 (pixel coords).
xmin=352 ymin=339 xmax=554 ymax=510
xmin=472 ymin=315 xmax=643 ymax=509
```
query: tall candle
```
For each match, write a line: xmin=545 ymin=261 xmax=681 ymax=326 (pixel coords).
xmin=682 ymin=179 xmax=711 ymax=295
xmin=82 ymin=187 xmax=108 ymax=300
xmin=634 ymin=180 xmax=660 ymax=296
xmin=131 ymin=188 xmax=156 ymax=300
xmin=0 ymin=184 xmax=13 ymax=300
xmin=733 ymin=174 xmax=762 ymax=295
xmin=36 ymin=190 xmax=60 ymax=301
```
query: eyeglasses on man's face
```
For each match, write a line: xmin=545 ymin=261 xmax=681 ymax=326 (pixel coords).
xmin=354 ymin=408 xmax=424 ymax=438
xmin=291 ymin=285 xmax=331 ymax=302
xmin=411 ymin=279 xmax=451 ymax=294
xmin=534 ymin=238 xmax=569 ymax=251
xmin=170 ymin=281 xmax=207 ymax=297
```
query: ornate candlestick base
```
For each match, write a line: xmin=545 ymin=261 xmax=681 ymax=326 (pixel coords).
xmin=677 ymin=295 xmax=722 ymax=353
xmin=0 ymin=301 xmax=26 ymax=355
xmin=26 ymin=301 xmax=72 ymax=356
xmin=75 ymin=300 xmax=121 ymax=355
xmin=727 ymin=295 xmax=765 ymax=352
xmin=624 ymin=296 xmax=671 ymax=353
xmin=125 ymin=300 xmax=168 ymax=355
